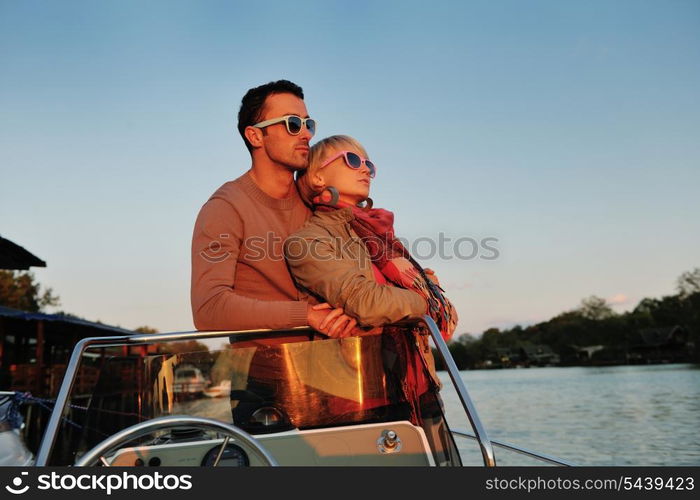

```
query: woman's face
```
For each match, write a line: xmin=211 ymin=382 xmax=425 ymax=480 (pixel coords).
xmin=318 ymin=146 xmax=373 ymax=205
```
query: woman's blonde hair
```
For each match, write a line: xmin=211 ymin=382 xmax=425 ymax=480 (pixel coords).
xmin=297 ymin=135 xmax=368 ymax=206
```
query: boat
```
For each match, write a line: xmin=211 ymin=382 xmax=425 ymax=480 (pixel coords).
xmin=173 ymin=365 xmax=208 ymax=397
xmin=3 ymin=316 xmax=574 ymax=467
xmin=203 ymin=380 xmax=231 ymax=398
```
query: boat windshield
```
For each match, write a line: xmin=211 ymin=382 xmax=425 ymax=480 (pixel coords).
xmin=47 ymin=328 xmax=460 ymax=466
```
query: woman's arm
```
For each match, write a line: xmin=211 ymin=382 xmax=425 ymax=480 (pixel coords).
xmin=285 ymin=235 xmax=427 ymax=327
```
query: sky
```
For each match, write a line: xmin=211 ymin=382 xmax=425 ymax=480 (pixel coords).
xmin=1 ymin=0 xmax=699 ymax=335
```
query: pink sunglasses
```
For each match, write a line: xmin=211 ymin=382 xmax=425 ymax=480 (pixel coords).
xmin=320 ymin=151 xmax=376 ymax=178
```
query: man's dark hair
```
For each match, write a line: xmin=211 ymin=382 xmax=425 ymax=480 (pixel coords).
xmin=237 ymin=80 xmax=304 ymax=152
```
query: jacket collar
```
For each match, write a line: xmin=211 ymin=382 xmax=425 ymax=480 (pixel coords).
xmin=311 ymin=206 xmax=355 ymax=224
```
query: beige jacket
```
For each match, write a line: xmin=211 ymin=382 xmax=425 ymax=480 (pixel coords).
xmin=284 ymin=207 xmax=427 ymax=327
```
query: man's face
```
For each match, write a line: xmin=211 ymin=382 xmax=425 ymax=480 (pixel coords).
xmin=256 ymin=93 xmax=312 ymax=171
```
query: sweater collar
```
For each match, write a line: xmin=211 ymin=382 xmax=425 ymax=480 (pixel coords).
xmin=239 ymin=171 xmax=303 ymax=210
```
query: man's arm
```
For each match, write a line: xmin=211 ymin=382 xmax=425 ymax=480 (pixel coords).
xmin=191 ymin=198 xmax=308 ymax=331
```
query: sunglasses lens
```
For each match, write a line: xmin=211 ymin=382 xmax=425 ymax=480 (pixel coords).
xmin=306 ymin=119 xmax=316 ymax=135
xmin=287 ymin=116 xmax=302 ymax=134
xmin=365 ymin=160 xmax=376 ymax=178
xmin=345 ymin=152 xmax=362 ymax=168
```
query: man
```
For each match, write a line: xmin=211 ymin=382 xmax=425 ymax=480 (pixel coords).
xmin=191 ymin=80 xmax=355 ymax=336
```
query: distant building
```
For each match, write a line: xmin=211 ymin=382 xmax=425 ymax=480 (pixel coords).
xmin=486 ymin=344 xmax=560 ymax=368
xmin=1 ymin=236 xmax=145 ymax=454
xmin=489 ymin=347 xmax=512 ymax=367
xmin=0 ymin=235 xmax=46 ymax=270
xmin=628 ymin=326 xmax=692 ymax=364
xmin=519 ymin=344 xmax=560 ymax=366
xmin=572 ymin=345 xmax=605 ymax=362
xmin=0 ymin=236 xmax=138 ymax=397
xmin=0 ymin=306 xmax=136 ymax=396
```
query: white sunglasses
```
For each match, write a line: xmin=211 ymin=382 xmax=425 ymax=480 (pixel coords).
xmin=252 ymin=115 xmax=316 ymax=136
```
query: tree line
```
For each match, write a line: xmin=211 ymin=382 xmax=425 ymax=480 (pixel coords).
xmin=3 ymin=268 xmax=699 ymax=370
xmin=436 ymin=268 xmax=700 ymax=370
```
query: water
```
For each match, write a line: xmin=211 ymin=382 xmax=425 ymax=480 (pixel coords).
xmin=438 ymin=364 xmax=700 ymax=466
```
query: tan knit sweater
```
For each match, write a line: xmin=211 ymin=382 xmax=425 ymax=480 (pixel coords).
xmin=191 ymin=171 xmax=311 ymax=331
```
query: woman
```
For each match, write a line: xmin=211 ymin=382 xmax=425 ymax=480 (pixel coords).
xmin=286 ymin=134 xmax=457 ymax=343
xmin=285 ymin=135 xmax=460 ymax=464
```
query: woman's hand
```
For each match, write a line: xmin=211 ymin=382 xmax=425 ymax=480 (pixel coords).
xmin=308 ymin=303 xmax=358 ymax=338
xmin=308 ymin=304 xmax=383 ymax=338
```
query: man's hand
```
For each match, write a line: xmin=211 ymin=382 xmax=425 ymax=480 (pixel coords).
xmin=307 ymin=303 xmax=358 ymax=338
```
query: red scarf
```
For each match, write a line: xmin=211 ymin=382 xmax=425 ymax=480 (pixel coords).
xmin=315 ymin=201 xmax=456 ymax=342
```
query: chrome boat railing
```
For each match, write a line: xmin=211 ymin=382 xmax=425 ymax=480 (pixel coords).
xmin=421 ymin=315 xmax=497 ymax=466
xmin=422 ymin=315 xmax=574 ymax=466
xmin=450 ymin=429 xmax=575 ymax=466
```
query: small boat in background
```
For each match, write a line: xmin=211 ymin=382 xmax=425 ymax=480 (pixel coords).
xmin=203 ymin=380 xmax=231 ymax=398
